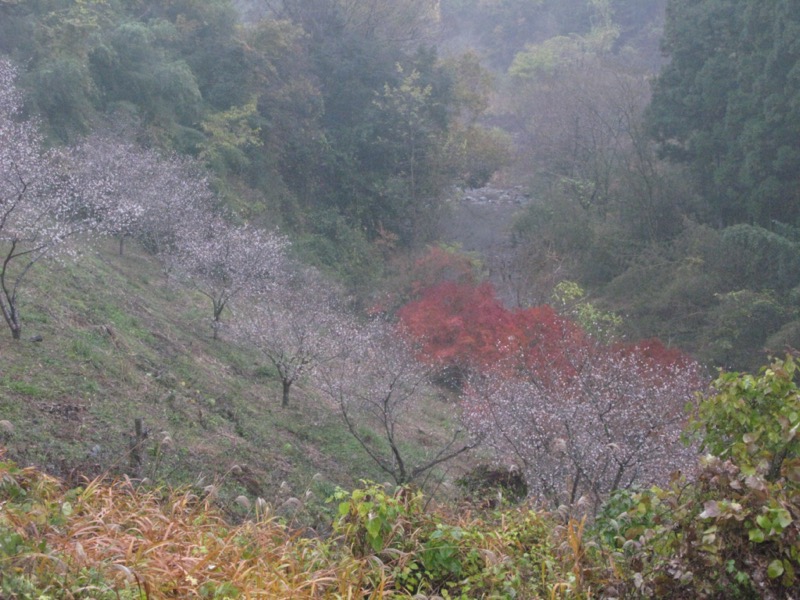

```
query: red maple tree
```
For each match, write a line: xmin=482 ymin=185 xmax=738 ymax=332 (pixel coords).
xmin=398 ymin=279 xmax=708 ymax=509
xmin=397 ymin=280 xmax=587 ymax=382
xmin=397 ymin=281 xmax=520 ymax=372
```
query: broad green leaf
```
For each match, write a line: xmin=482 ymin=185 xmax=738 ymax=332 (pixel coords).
xmin=748 ymin=528 xmax=765 ymax=543
xmin=365 ymin=516 xmax=382 ymax=539
xmin=775 ymin=508 xmax=792 ymax=529
xmin=767 ymin=559 xmax=784 ymax=579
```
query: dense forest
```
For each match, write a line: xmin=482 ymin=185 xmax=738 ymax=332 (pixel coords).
xmin=2 ymin=0 xmax=796 ymax=369
xmin=1 ymin=0 xmax=800 ymax=597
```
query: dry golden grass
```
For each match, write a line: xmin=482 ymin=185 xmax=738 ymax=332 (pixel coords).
xmin=0 ymin=454 xmax=395 ymax=598
xmin=1 ymin=452 xmax=615 ymax=599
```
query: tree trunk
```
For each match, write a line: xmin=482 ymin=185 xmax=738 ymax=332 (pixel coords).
xmin=212 ymin=301 xmax=224 ymax=340
xmin=282 ymin=379 xmax=291 ymax=407
xmin=1 ymin=300 xmax=21 ymax=340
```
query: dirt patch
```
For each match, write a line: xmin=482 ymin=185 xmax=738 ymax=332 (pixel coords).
xmin=38 ymin=400 xmax=87 ymax=422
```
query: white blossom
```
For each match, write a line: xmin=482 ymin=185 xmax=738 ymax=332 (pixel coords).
xmin=463 ymin=343 xmax=705 ymax=511
xmin=173 ymin=213 xmax=289 ymax=337
xmin=230 ymin=268 xmax=349 ymax=406
xmin=0 ymin=60 xmax=96 ymax=339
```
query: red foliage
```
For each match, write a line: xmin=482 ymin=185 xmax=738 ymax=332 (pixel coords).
xmin=612 ymin=338 xmax=692 ymax=365
xmin=397 ymin=281 xmax=518 ymax=370
xmin=397 ymin=281 xmax=700 ymax=391
xmin=513 ymin=305 xmax=587 ymax=383
xmin=398 ymin=281 xmax=590 ymax=381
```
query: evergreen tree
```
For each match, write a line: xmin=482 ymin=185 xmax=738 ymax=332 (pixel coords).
xmin=648 ymin=0 xmax=800 ymax=226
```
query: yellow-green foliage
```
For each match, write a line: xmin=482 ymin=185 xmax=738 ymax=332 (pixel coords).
xmin=329 ymin=482 xmax=608 ymax=598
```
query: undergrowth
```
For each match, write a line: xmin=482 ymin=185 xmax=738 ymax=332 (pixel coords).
xmin=0 ymin=455 xmax=600 ymax=599
xmin=5 ymin=350 xmax=800 ymax=600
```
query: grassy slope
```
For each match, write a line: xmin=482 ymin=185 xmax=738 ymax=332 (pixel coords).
xmin=0 ymin=239 xmax=471 ymax=509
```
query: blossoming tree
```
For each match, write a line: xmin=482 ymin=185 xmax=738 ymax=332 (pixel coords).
xmin=231 ymin=269 xmax=349 ymax=407
xmin=0 ymin=60 xmax=99 ymax=339
xmin=315 ymin=319 xmax=480 ymax=485
xmin=173 ymin=214 xmax=289 ymax=338
xmin=464 ymin=339 xmax=706 ymax=510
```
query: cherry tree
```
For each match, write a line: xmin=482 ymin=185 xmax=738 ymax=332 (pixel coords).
xmin=66 ymin=135 xmax=157 ymax=256
xmin=315 ymin=319 xmax=480 ymax=485
xmin=230 ymin=269 xmax=349 ymax=407
xmin=0 ymin=60 xmax=98 ymax=340
xmin=66 ymin=132 xmax=218 ymax=266
xmin=127 ymin=152 xmax=216 ymax=270
xmin=463 ymin=339 xmax=706 ymax=510
xmin=68 ymin=129 xmax=289 ymax=339
xmin=173 ymin=215 xmax=289 ymax=338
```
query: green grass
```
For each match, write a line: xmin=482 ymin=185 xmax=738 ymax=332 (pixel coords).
xmin=2 ymin=378 xmax=48 ymax=397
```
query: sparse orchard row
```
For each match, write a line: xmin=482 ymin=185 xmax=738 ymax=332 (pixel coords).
xmin=0 ymin=59 xmax=289 ymax=342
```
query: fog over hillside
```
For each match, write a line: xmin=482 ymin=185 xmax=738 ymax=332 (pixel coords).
xmin=1 ymin=2 xmax=799 ymax=597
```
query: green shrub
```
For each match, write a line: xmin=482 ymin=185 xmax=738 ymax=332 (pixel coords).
xmin=604 ymin=357 xmax=800 ymax=598
xmin=330 ymin=482 xmax=587 ymax=598
xmin=690 ymin=356 xmax=800 ymax=480
xmin=331 ymin=483 xmax=424 ymax=556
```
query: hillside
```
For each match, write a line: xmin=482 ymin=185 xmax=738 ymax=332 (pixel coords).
xmin=2 ymin=1 xmax=800 ymax=595
xmin=2 ymin=349 xmax=799 ymax=598
xmin=0 ymin=238 xmax=470 ymax=510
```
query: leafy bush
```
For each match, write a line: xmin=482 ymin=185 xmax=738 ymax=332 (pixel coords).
xmin=691 ymin=355 xmax=800 ymax=481
xmin=332 ymin=483 xmax=425 ymax=556
xmin=598 ymin=357 xmax=800 ymax=598
xmin=330 ymin=482 xmax=591 ymax=598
